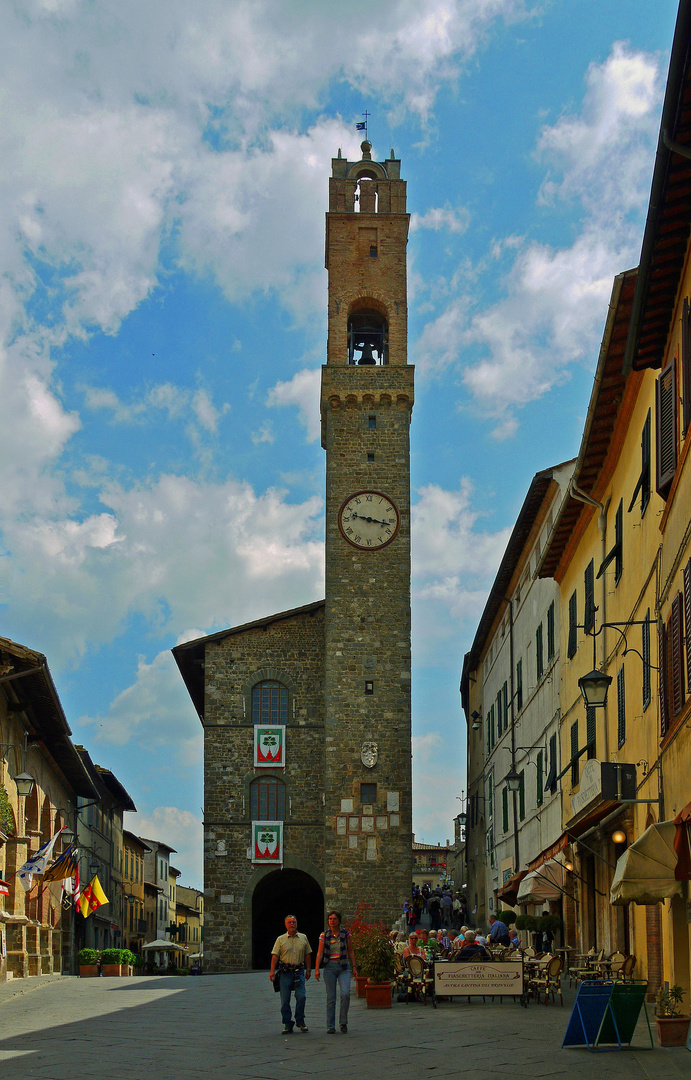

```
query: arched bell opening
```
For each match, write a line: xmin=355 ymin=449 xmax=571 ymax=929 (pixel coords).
xmin=348 ymin=311 xmax=388 ymax=366
xmin=356 ymin=176 xmax=377 ymax=213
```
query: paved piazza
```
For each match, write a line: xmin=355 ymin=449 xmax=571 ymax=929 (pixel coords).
xmin=0 ymin=973 xmax=689 ymax=1079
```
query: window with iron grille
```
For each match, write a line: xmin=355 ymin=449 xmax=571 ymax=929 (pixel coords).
xmin=617 ymin=666 xmax=626 ymax=749
xmin=568 ymin=591 xmax=578 ymax=658
xmin=252 ymin=680 xmax=288 ymax=724
xmin=584 ymin=560 xmax=595 ymax=634
xmin=536 ymin=623 xmax=544 ymax=680
xmin=547 ymin=601 xmax=555 ymax=660
xmin=250 ymin=776 xmax=286 ymax=820
xmin=642 ymin=609 xmax=651 ymax=711
xmin=586 ymin=706 xmax=596 ymax=759
xmin=570 ymin=721 xmax=579 ymax=786
xmin=360 ymin=783 xmax=376 ymax=804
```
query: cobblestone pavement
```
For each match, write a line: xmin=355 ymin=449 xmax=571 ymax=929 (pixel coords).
xmin=0 ymin=972 xmax=689 ymax=1080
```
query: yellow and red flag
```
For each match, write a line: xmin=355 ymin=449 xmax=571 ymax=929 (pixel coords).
xmin=78 ymin=875 xmax=108 ymax=918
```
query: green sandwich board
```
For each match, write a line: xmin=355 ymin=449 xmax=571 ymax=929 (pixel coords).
xmin=562 ymin=980 xmax=653 ymax=1052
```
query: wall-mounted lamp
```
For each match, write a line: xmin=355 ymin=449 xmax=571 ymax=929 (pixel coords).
xmin=505 ymin=765 xmax=521 ymax=792
xmin=611 ymin=829 xmax=627 ymax=845
xmin=577 ymin=669 xmax=613 ymax=709
xmin=564 ymin=860 xmax=574 ymax=872
xmin=13 ymin=772 xmax=35 ymax=798
xmin=470 ymin=710 xmax=481 ymax=731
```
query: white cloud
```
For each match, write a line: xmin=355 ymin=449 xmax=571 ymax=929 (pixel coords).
xmin=411 ymin=205 xmax=469 ymax=233
xmin=2 ymin=473 xmax=324 ymax=665
xmin=267 ymin=368 xmax=322 ymax=443
xmin=413 ymin=480 xmax=510 ymax=578
xmin=414 ymin=43 xmax=663 ymax=434
xmin=126 ymin=805 xmax=203 ymax=890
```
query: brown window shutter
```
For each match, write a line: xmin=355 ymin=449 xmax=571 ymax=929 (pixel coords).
xmin=660 ymin=621 xmax=670 ymax=737
xmin=656 ymin=358 xmax=677 ymax=497
xmin=671 ymin=592 xmax=685 ymax=716
xmin=684 ymin=559 xmax=691 ymax=691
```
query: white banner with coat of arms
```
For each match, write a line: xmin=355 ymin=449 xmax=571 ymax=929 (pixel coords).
xmin=254 ymin=725 xmax=285 ymax=768
xmin=252 ymin=821 xmax=283 ymax=864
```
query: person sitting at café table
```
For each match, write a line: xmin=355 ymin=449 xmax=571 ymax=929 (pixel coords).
xmin=510 ymin=931 xmax=519 ymax=948
xmin=439 ymin=928 xmax=453 ymax=950
xmin=452 ymin=931 xmax=490 ymax=961
xmin=488 ymin=914 xmax=511 ymax=947
xmin=403 ymin=932 xmax=425 ymax=959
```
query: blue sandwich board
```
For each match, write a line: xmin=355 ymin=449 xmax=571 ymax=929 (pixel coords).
xmin=562 ymin=980 xmax=652 ymax=1052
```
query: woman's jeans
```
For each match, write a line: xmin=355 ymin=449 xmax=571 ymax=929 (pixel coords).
xmin=323 ymin=960 xmax=351 ymax=1028
xmin=279 ymin=970 xmax=306 ymax=1028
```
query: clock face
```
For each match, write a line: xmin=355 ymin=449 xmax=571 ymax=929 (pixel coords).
xmin=338 ymin=491 xmax=400 ymax=550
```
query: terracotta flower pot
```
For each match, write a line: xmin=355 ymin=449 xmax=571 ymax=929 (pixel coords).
xmin=656 ymin=1016 xmax=690 ymax=1046
xmin=365 ymin=980 xmax=392 ymax=1008
xmin=101 ymin=964 xmax=122 ymax=977
xmin=354 ymin=975 xmax=369 ymax=998
xmin=79 ymin=965 xmax=99 ymax=978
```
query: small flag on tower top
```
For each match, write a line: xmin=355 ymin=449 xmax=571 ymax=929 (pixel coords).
xmin=356 ymin=122 xmax=366 ymax=131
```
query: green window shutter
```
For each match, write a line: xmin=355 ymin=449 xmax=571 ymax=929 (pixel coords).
xmin=502 ymin=786 xmax=508 ymax=833
xmin=536 ymin=623 xmax=544 ymax=679
xmin=642 ymin=608 xmax=651 ymax=710
xmin=516 ymin=659 xmax=523 ymax=711
xmin=496 ymin=690 xmax=502 ymax=734
xmin=502 ymin=681 xmax=508 ymax=729
xmin=536 ymin=751 xmax=543 ymax=806
xmin=547 ymin=601 xmax=555 ymax=660
xmin=568 ymin=591 xmax=578 ymax=658
xmin=518 ymin=770 xmax=525 ymax=820
xmin=617 ymin=665 xmax=626 ymax=747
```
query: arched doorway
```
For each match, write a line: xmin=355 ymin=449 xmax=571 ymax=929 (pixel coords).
xmin=252 ymin=869 xmax=323 ymax=969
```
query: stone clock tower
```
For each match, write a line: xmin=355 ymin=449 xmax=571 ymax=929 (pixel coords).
xmin=321 ymin=141 xmax=414 ymax=917
xmin=173 ymin=142 xmax=413 ymax=971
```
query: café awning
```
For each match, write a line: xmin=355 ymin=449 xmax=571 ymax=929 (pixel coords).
xmin=610 ymin=821 xmax=684 ymax=905
xmin=516 ymin=859 xmax=565 ymax=904
xmin=496 ymin=870 xmax=527 ymax=906
xmin=141 ymin=939 xmax=186 ymax=952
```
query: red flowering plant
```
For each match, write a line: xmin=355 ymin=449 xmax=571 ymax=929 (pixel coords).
xmin=347 ymin=902 xmax=395 ymax=983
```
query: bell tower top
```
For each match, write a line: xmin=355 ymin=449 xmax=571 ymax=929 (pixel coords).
xmin=324 ymin=147 xmax=409 ymax=375
xmin=329 ymin=146 xmax=406 ymax=213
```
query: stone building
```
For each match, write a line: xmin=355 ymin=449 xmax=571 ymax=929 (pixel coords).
xmin=174 ymin=142 xmax=414 ymax=971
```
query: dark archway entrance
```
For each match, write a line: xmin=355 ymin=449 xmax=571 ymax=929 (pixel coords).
xmin=252 ymin=869 xmax=324 ymax=969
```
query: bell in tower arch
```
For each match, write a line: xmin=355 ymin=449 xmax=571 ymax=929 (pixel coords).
xmin=348 ymin=312 xmax=387 ymax=366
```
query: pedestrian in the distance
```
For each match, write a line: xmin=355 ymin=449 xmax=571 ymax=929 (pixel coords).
xmin=314 ymin=910 xmax=357 ymax=1034
xmin=269 ymin=915 xmax=312 ymax=1034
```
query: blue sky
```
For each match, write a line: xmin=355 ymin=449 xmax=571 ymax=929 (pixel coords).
xmin=0 ymin=0 xmax=678 ymax=886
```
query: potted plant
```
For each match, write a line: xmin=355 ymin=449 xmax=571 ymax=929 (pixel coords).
xmin=348 ymin=902 xmax=394 ymax=1003
xmin=655 ymin=985 xmax=690 ymax=1046
xmin=497 ymin=909 xmax=516 ymax=925
xmin=100 ymin=947 xmax=124 ymax=976
xmin=78 ymin=947 xmax=99 ymax=977
xmin=121 ymin=949 xmax=136 ymax=975
xmin=348 ymin=903 xmax=379 ymax=998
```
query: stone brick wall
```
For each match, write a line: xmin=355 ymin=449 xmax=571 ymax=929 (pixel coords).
xmin=203 ymin=605 xmax=325 ymax=972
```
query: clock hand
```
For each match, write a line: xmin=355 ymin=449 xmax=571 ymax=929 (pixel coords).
xmin=351 ymin=513 xmax=388 ymax=525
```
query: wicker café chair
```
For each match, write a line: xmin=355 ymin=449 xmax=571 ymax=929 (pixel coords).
xmin=613 ymin=954 xmax=636 ymax=982
xmin=404 ymin=954 xmax=429 ymax=1005
xmin=528 ymin=955 xmax=563 ymax=1006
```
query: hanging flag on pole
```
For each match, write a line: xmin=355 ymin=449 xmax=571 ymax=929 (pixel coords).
xmin=356 ymin=122 xmax=366 ymax=130
xmin=43 ymin=845 xmax=78 ymax=883
xmin=79 ymin=875 xmax=108 ymax=918
xmin=62 ymin=862 xmax=80 ymax=909
xmin=16 ymin=829 xmax=64 ymax=891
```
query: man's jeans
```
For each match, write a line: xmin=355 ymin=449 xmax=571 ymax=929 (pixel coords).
xmin=279 ymin=970 xmax=306 ymax=1028
xmin=322 ymin=961 xmax=350 ymax=1029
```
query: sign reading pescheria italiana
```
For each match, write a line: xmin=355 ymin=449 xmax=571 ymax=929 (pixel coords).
xmin=251 ymin=821 xmax=283 ymax=864
xmin=254 ymin=725 xmax=285 ymax=768
xmin=434 ymin=961 xmax=523 ymax=996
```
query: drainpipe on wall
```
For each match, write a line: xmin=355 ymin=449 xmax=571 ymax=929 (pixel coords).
xmin=506 ymin=597 xmax=520 ymax=876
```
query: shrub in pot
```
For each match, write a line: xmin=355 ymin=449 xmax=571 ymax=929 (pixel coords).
xmin=78 ymin=947 xmax=99 ymax=977
xmin=100 ymin=948 xmax=124 ymax=976
xmin=496 ymin=909 xmax=516 ymax=926
xmin=655 ymin=985 xmax=690 ymax=1046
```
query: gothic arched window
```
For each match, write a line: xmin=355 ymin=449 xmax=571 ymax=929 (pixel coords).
xmin=251 ymin=680 xmax=288 ymax=724
xmin=250 ymin=776 xmax=286 ymax=821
